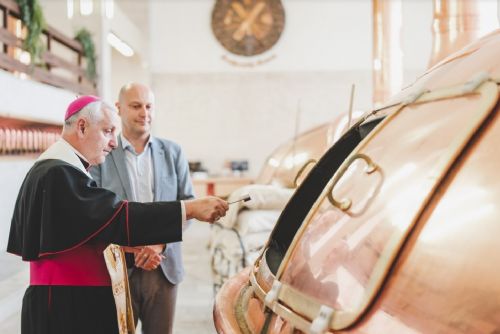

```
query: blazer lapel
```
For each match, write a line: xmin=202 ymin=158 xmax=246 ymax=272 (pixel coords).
xmin=112 ymin=136 xmax=134 ymax=200
xmin=151 ymin=138 xmax=165 ymax=201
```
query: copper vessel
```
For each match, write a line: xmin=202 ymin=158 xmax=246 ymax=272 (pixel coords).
xmin=372 ymin=0 xmax=402 ymax=107
xmin=256 ymin=111 xmax=363 ymax=189
xmin=428 ymin=0 xmax=497 ymax=68
xmin=210 ymin=111 xmax=362 ymax=292
xmin=214 ymin=30 xmax=500 ymax=334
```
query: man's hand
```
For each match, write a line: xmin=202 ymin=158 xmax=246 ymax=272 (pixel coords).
xmin=122 ymin=246 xmax=142 ymax=254
xmin=184 ymin=197 xmax=229 ymax=223
xmin=134 ymin=245 xmax=165 ymax=271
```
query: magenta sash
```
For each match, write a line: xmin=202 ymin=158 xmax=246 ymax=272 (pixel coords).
xmin=30 ymin=244 xmax=111 ymax=286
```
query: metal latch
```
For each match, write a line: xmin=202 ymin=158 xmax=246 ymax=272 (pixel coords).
xmin=264 ymin=280 xmax=282 ymax=307
xmin=310 ymin=305 xmax=334 ymax=334
xmin=462 ymin=71 xmax=490 ymax=94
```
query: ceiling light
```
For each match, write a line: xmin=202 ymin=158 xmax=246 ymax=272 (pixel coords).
xmin=80 ymin=0 xmax=93 ymax=16
xmin=67 ymin=0 xmax=74 ymax=19
xmin=105 ymin=0 xmax=114 ymax=19
xmin=107 ymin=32 xmax=134 ymax=57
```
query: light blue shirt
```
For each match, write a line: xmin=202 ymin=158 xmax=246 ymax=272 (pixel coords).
xmin=120 ymin=134 xmax=154 ymax=203
xmin=120 ymin=133 xmax=187 ymax=223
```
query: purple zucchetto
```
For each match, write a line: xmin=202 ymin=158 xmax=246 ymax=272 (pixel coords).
xmin=64 ymin=95 xmax=100 ymax=121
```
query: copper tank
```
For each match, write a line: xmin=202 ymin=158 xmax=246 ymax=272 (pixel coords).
xmin=372 ymin=0 xmax=402 ymax=107
xmin=373 ymin=0 xmax=498 ymax=107
xmin=255 ymin=111 xmax=362 ymax=189
xmin=214 ymin=30 xmax=500 ymax=334
xmin=428 ymin=0 xmax=497 ymax=68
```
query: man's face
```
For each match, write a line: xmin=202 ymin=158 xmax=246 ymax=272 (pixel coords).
xmin=83 ymin=107 xmax=119 ymax=165
xmin=118 ymin=85 xmax=155 ymax=137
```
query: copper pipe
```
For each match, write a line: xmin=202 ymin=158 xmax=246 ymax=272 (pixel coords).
xmin=372 ymin=0 xmax=403 ymax=107
xmin=428 ymin=0 xmax=497 ymax=68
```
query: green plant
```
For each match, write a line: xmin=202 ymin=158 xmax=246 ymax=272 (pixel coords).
xmin=75 ymin=28 xmax=97 ymax=80
xmin=15 ymin=0 xmax=46 ymax=64
xmin=75 ymin=28 xmax=97 ymax=81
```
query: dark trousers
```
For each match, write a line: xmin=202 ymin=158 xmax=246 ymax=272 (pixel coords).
xmin=130 ymin=268 xmax=178 ymax=334
xmin=21 ymin=285 xmax=118 ymax=334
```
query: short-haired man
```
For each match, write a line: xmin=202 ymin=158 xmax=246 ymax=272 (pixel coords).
xmin=8 ymin=96 xmax=228 ymax=334
xmin=90 ymin=83 xmax=192 ymax=333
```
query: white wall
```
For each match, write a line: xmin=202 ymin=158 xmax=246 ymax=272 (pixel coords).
xmin=110 ymin=48 xmax=151 ymax=101
xmin=40 ymin=0 xmax=74 ymax=34
xmin=152 ymin=71 xmax=372 ymax=176
xmin=0 ymin=71 xmax=74 ymax=123
xmin=150 ymin=1 xmax=373 ymax=73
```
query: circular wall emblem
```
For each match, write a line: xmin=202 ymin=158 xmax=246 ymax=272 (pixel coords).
xmin=211 ymin=0 xmax=285 ymax=57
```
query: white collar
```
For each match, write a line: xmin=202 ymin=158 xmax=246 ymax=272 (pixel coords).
xmin=120 ymin=133 xmax=152 ymax=153
xmin=37 ymin=139 xmax=91 ymax=177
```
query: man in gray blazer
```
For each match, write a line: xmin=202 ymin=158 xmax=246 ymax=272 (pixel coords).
xmin=90 ymin=83 xmax=193 ymax=334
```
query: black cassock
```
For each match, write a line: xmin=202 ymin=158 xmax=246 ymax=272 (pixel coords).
xmin=8 ymin=157 xmax=183 ymax=334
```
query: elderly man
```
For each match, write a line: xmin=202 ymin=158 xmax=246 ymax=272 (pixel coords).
xmin=91 ymin=83 xmax=191 ymax=334
xmin=7 ymin=96 xmax=228 ymax=334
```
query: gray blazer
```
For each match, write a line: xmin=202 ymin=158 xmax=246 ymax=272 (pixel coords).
xmin=90 ymin=136 xmax=194 ymax=284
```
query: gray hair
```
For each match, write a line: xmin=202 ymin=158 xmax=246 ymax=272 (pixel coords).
xmin=63 ymin=101 xmax=114 ymax=130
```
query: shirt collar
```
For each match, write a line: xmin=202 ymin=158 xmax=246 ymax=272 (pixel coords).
xmin=120 ymin=133 xmax=152 ymax=154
